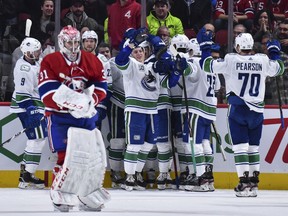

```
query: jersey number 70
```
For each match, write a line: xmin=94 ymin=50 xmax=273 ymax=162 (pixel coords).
xmin=238 ymin=73 xmax=261 ymax=97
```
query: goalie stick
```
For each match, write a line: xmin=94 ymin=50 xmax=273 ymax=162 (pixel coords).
xmin=0 ymin=117 xmax=45 ymax=147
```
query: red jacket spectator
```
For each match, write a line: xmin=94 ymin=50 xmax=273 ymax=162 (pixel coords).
xmin=255 ymin=0 xmax=288 ymax=21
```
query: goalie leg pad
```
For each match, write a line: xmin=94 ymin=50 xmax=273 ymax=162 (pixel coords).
xmin=78 ymin=187 xmax=111 ymax=211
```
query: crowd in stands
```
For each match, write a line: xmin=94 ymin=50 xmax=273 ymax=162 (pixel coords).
xmin=1 ymin=0 xmax=288 ymax=104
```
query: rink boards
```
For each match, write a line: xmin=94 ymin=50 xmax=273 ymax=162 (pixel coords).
xmin=0 ymin=103 xmax=288 ymax=189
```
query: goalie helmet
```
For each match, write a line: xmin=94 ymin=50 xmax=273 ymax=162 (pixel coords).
xmin=170 ymin=34 xmax=189 ymax=53
xmin=82 ymin=30 xmax=98 ymax=52
xmin=20 ymin=37 xmax=41 ymax=61
xmin=58 ymin=25 xmax=81 ymax=61
xmin=234 ymin=33 xmax=254 ymax=52
xmin=189 ymin=38 xmax=201 ymax=57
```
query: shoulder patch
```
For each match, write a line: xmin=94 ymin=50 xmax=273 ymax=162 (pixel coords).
xmin=20 ymin=64 xmax=30 ymax=72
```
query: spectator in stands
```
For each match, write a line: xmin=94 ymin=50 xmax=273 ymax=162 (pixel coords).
xmin=254 ymin=0 xmax=288 ymax=23
xmin=84 ymin=0 xmax=108 ymax=29
xmin=274 ymin=20 xmax=288 ymax=54
xmin=156 ymin=26 xmax=170 ymax=46
xmin=252 ymin=9 xmax=275 ymax=42
xmin=213 ymin=0 xmax=254 ymax=33
xmin=62 ymin=0 xmax=104 ymax=43
xmin=147 ymin=0 xmax=184 ymax=38
xmin=107 ymin=0 xmax=141 ymax=56
xmin=170 ymin=0 xmax=212 ymax=38
xmin=30 ymin=0 xmax=54 ymax=45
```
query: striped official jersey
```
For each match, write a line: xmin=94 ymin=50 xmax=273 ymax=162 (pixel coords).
xmin=181 ymin=57 xmax=219 ymax=121
xmin=207 ymin=53 xmax=285 ymax=112
xmin=10 ymin=57 xmax=44 ymax=113
xmin=117 ymin=57 xmax=160 ymax=114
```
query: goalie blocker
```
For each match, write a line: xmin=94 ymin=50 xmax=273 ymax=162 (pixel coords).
xmin=50 ymin=127 xmax=110 ymax=212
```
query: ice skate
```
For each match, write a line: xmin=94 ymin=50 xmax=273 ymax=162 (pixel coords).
xmin=156 ymin=172 xmax=168 ymax=190
xmin=172 ymin=169 xmax=189 ymax=190
xmin=184 ymin=174 xmax=209 ymax=192
xmin=135 ymin=172 xmax=146 ymax=190
xmin=53 ymin=203 xmax=73 ymax=212
xmin=18 ymin=164 xmax=45 ymax=189
xmin=123 ymin=174 xmax=136 ymax=191
xmin=234 ymin=172 xmax=251 ymax=197
xmin=202 ymin=165 xmax=215 ymax=192
xmin=110 ymin=170 xmax=124 ymax=189
xmin=249 ymin=171 xmax=260 ymax=197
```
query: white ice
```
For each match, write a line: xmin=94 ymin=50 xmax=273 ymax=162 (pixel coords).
xmin=0 ymin=188 xmax=287 ymax=216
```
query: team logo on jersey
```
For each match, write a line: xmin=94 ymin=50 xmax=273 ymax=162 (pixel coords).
xmin=20 ymin=65 xmax=30 ymax=72
xmin=141 ymin=70 xmax=156 ymax=91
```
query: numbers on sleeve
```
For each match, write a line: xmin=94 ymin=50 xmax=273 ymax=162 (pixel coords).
xmin=20 ymin=78 xmax=25 ymax=86
xmin=206 ymin=74 xmax=216 ymax=97
xmin=238 ymin=73 xmax=260 ymax=97
xmin=39 ymin=69 xmax=48 ymax=81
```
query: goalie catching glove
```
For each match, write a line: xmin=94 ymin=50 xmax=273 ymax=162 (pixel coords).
xmin=52 ymin=84 xmax=98 ymax=119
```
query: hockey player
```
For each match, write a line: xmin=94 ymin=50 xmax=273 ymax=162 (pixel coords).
xmin=198 ymin=28 xmax=284 ymax=197
xmin=38 ymin=25 xmax=110 ymax=211
xmin=81 ymin=30 xmax=112 ymax=129
xmin=10 ymin=37 xmax=47 ymax=189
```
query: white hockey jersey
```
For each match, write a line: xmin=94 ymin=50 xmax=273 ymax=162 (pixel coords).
xmin=208 ymin=53 xmax=284 ymax=112
xmin=10 ymin=57 xmax=44 ymax=113
xmin=118 ymin=57 xmax=160 ymax=114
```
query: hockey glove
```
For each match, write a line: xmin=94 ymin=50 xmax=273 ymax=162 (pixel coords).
xmin=129 ymin=27 xmax=149 ymax=47
xmin=147 ymin=34 xmax=166 ymax=55
xmin=197 ymin=27 xmax=213 ymax=51
xmin=267 ymin=39 xmax=281 ymax=60
xmin=153 ymin=52 xmax=175 ymax=75
xmin=175 ymin=57 xmax=188 ymax=75
xmin=211 ymin=43 xmax=221 ymax=53
xmin=26 ymin=106 xmax=43 ymax=128
xmin=168 ymin=71 xmax=181 ymax=88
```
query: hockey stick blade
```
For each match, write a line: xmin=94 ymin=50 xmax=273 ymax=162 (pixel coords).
xmin=25 ymin=19 xmax=32 ymax=37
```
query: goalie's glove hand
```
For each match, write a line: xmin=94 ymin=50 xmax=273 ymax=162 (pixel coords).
xmin=197 ymin=27 xmax=213 ymax=51
xmin=129 ymin=27 xmax=149 ymax=47
xmin=26 ymin=106 xmax=43 ymax=128
xmin=267 ymin=39 xmax=281 ymax=60
xmin=153 ymin=52 xmax=175 ymax=75
xmin=175 ymin=57 xmax=188 ymax=75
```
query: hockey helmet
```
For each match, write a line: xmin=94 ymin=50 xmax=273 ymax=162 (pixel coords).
xmin=234 ymin=33 xmax=254 ymax=52
xmin=170 ymin=34 xmax=189 ymax=53
xmin=20 ymin=37 xmax=41 ymax=60
xmin=58 ymin=25 xmax=81 ymax=61
xmin=189 ymin=38 xmax=201 ymax=57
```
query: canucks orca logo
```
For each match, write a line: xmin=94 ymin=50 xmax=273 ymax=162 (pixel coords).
xmin=141 ymin=70 xmax=157 ymax=91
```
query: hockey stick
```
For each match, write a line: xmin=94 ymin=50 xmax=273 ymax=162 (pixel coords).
xmin=211 ymin=122 xmax=227 ymax=161
xmin=170 ymin=125 xmax=179 ymax=189
xmin=275 ymin=76 xmax=285 ymax=129
xmin=25 ymin=19 xmax=32 ymax=37
xmin=0 ymin=117 xmax=45 ymax=147
xmin=169 ymin=44 xmax=197 ymax=175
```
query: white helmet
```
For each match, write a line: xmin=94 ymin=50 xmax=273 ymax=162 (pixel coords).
xmin=20 ymin=37 xmax=41 ymax=60
xmin=234 ymin=33 xmax=254 ymax=52
xmin=170 ymin=34 xmax=189 ymax=53
xmin=82 ymin=30 xmax=98 ymax=46
xmin=189 ymin=38 xmax=201 ymax=57
xmin=58 ymin=25 xmax=81 ymax=61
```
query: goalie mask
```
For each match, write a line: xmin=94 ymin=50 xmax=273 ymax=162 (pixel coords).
xmin=58 ymin=25 xmax=81 ymax=62
xmin=189 ymin=38 xmax=201 ymax=57
xmin=20 ymin=37 xmax=42 ymax=61
xmin=82 ymin=30 xmax=98 ymax=53
xmin=234 ymin=33 xmax=254 ymax=53
xmin=170 ymin=34 xmax=189 ymax=53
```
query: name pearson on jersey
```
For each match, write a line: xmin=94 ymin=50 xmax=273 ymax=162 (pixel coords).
xmin=235 ymin=62 xmax=262 ymax=71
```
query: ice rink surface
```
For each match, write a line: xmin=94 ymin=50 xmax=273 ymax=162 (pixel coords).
xmin=0 ymin=188 xmax=287 ymax=216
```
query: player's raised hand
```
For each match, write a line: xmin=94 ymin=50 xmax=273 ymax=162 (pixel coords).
xmin=267 ymin=39 xmax=281 ymax=60
xmin=197 ymin=27 xmax=213 ymax=51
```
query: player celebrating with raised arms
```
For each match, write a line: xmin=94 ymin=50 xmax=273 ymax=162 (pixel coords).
xmin=38 ymin=25 xmax=110 ymax=212
xmin=197 ymin=28 xmax=284 ymax=197
xmin=10 ymin=37 xmax=47 ymax=190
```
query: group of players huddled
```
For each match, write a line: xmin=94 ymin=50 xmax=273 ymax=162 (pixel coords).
xmin=10 ymin=21 xmax=284 ymax=212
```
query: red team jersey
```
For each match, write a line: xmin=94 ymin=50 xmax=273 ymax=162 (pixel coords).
xmin=254 ymin=0 xmax=288 ymax=19
xmin=38 ymin=50 xmax=107 ymax=116
xmin=214 ymin=0 xmax=255 ymax=19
